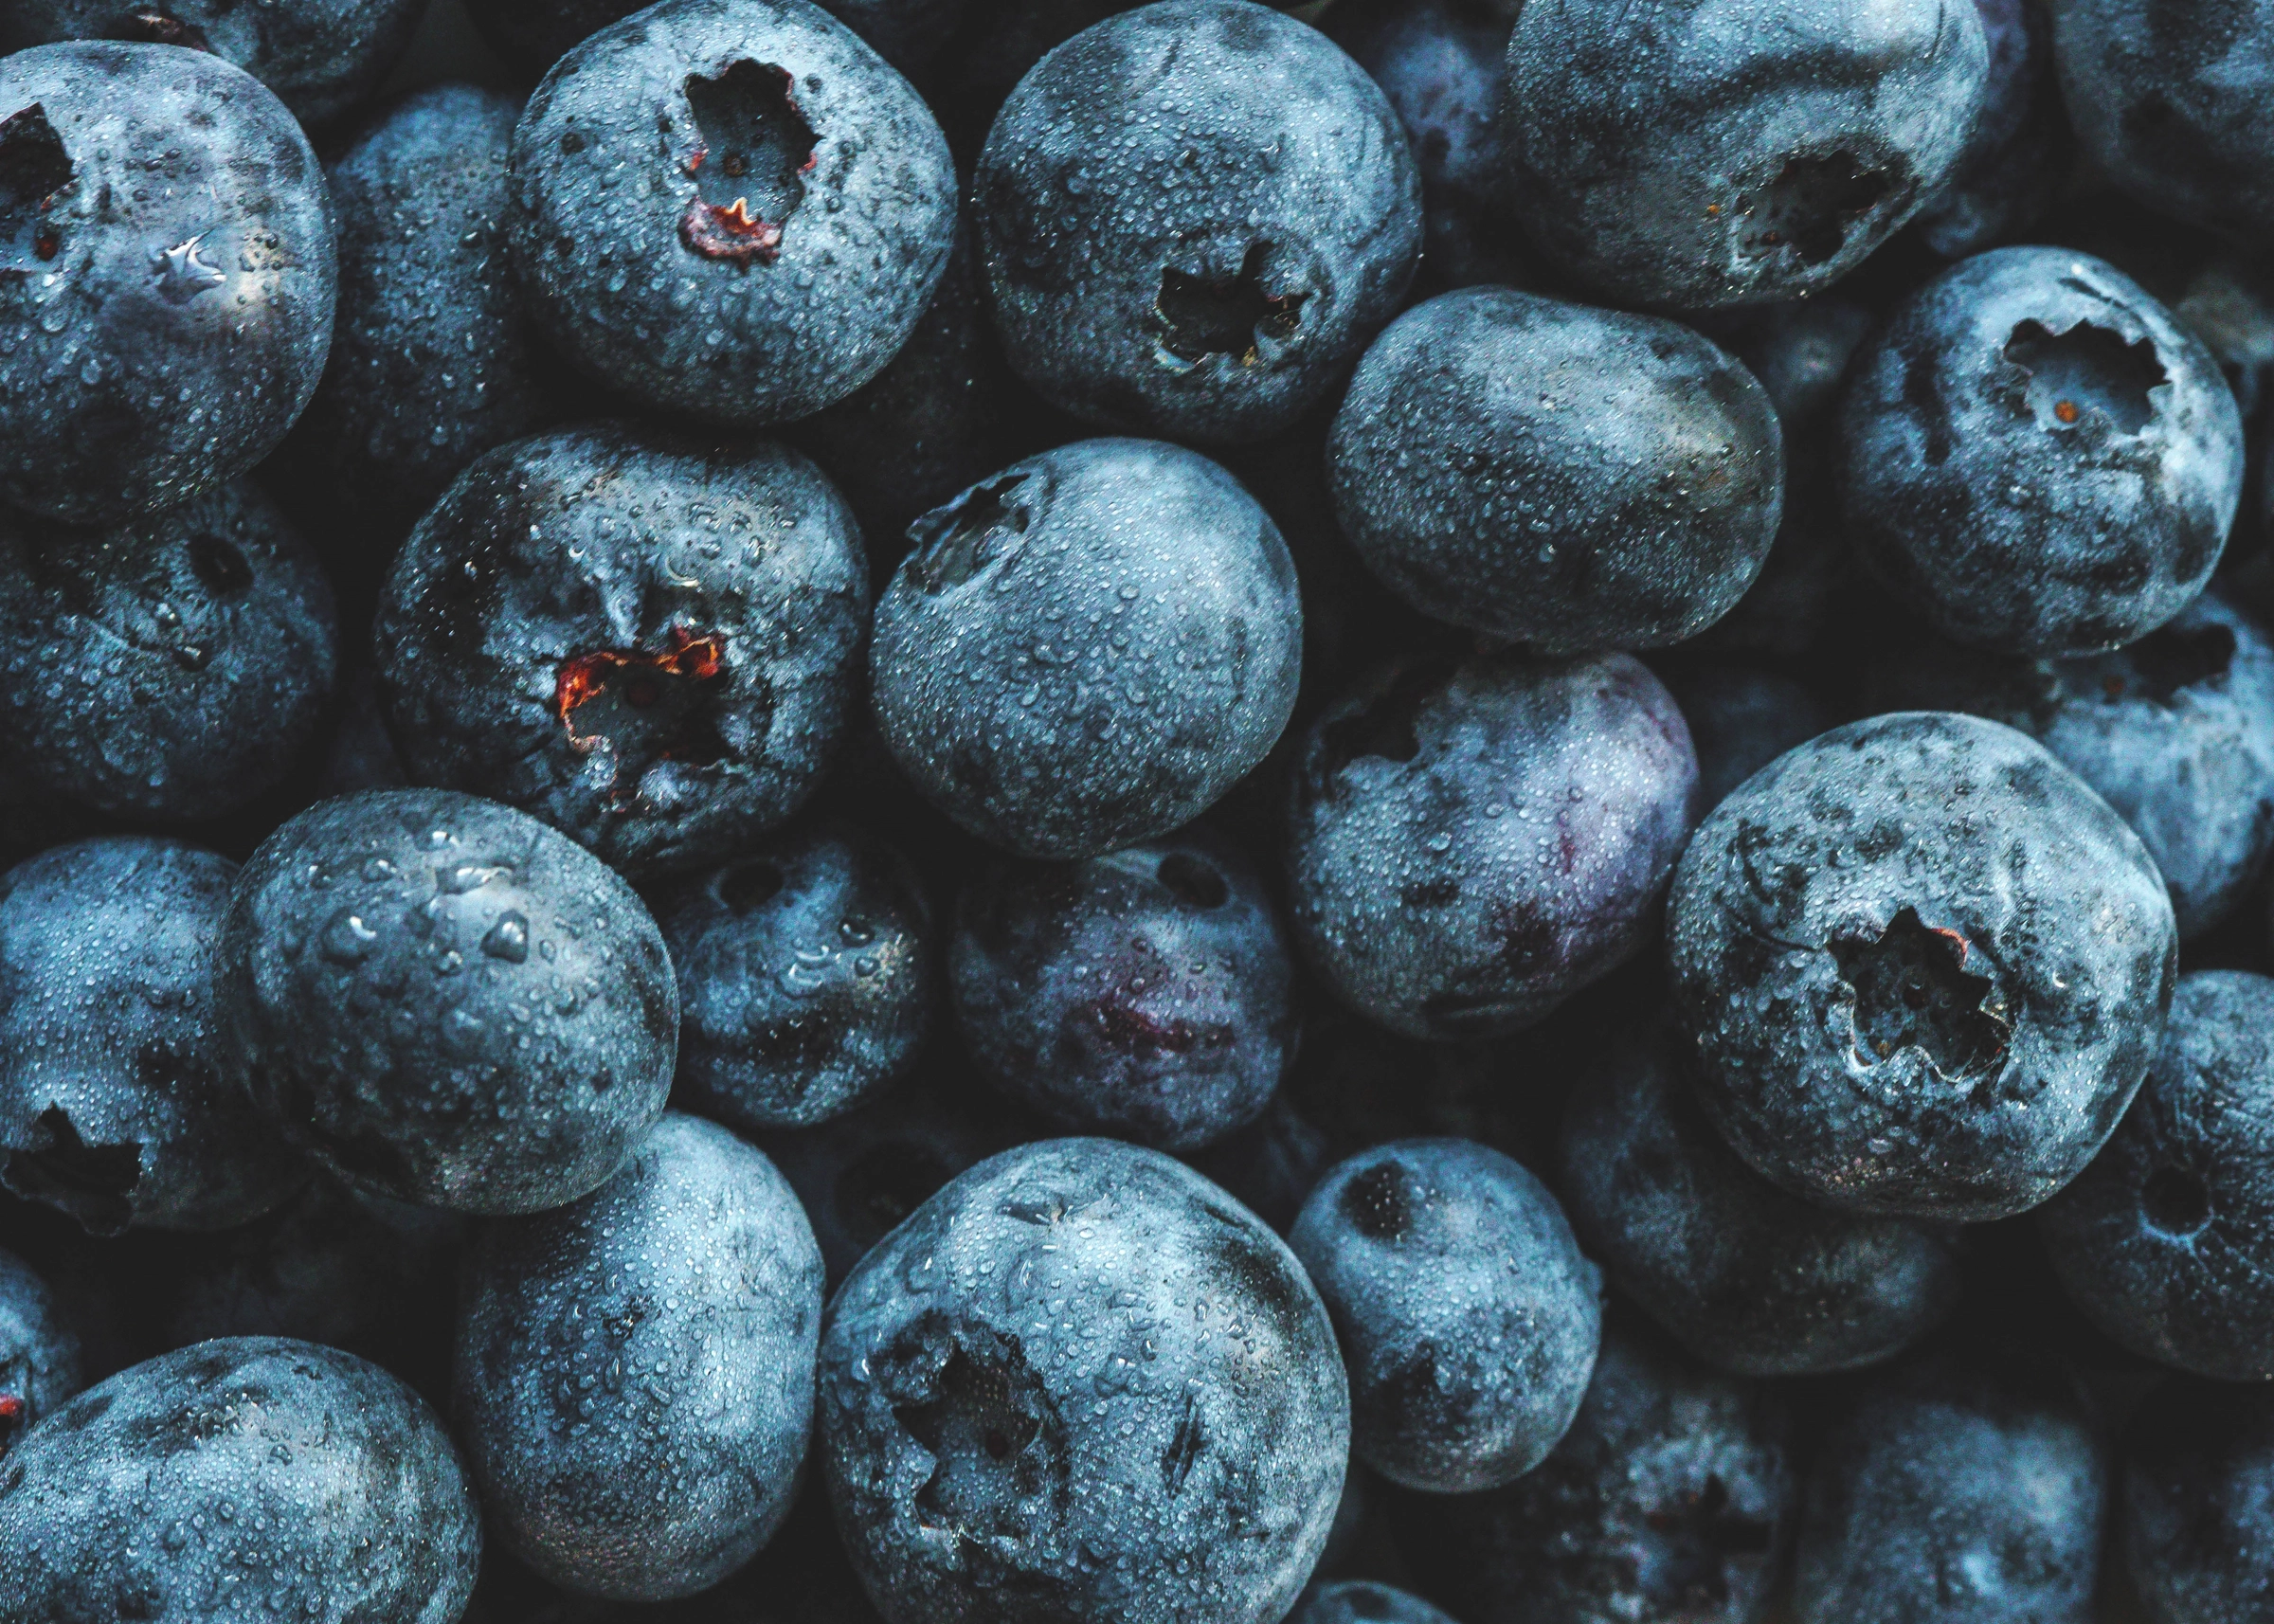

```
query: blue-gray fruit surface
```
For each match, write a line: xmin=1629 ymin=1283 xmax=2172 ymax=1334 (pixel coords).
xmin=1668 ymin=712 xmax=2177 ymax=1221
xmin=0 ymin=1244 xmax=81 ymax=1453
xmin=818 ymin=1137 xmax=1348 ymax=1624
xmin=0 ymin=43 xmax=336 ymax=525
xmin=220 ymin=788 xmax=677 ymax=1216
xmin=456 ymin=1112 xmax=823 ymax=1601
xmin=0 ymin=1337 xmax=482 ymax=1624
xmin=2124 ymin=1378 xmax=2274 ymax=1620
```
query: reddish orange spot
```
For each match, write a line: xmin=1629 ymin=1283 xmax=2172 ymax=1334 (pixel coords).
xmin=32 ymin=226 xmax=57 ymax=261
xmin=1925 ymin=923 xmax=1972 ymax=965
xmin=0 ymin=1394 xmax=23 ymax=1421
xmin=555 ymin=625 xmax=726 ymax=748
xmin=680 ymin=196 xmax=785 ymax=265
xmin=2054 ymin=399 xmax=2081 ymax=424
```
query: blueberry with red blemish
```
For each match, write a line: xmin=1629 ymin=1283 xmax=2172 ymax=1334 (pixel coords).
xmin=456 ymin=1113 xmax=822 ymax=1601
xmin=0 ymin=1245 xmax=81 ymax=1454
xmin=375 ymin=424 xmax=870 ymax=879
xmin=1791 ymin=1355 xmax=2105 ymax=1624
xmin=1501 ymin=0 xmax=1988 ymax=309
xmin=0 ymin=838 xmax=306 ymax=1236
xmin=950 ymin=829 xmax=1296 ymax=1153
xmin=1864 ymin=590 xmax=2274 ymax=939
xmin=1327 ymin=287 xmax=1785 ymax=652
xmin=0 ymin=0 xmax=425 ymax=129
xmin=1841 ymin=246 xmax=2245 ymax=657
xmin=1668 ymin=711 xmax=2177 ymax=1221
xmin=2036 ymin=971 xmax=2274 ymax=1380
xmin=2124 ymin=1379 xmax=2274 ymax=1619
xmin=506 ymin=0 xmax=956 ymax=425
xmin=0 ymin=1338 xmax=482 ymax=1624
xmin=219 ymin=788 xmax=677 ymax=1216
xmin=817 ymin=1138 xmax=1348 ymax=1624
xmin=974 ymin=0 xmax=1422 ymax=444
xmin=2054 ymin=0 xmax=2274 ymax=242
xmin=871 ymin=438 xmax=1303 ymax=860
xmin=1290 ymin=1139 xmax=1603 ymax=1492
xmin=0 ymin=481 xmax=338 ymax=828
xmin=0 ymin=44 xmax=335 ymax=525
xmin=1287 ymin=651 xmax=1698 ymax=1041
xmin=1559 ymin=1017 xmax=1961 ymax=1378
xmin=657 ymin=823 xmax=934 ymax=1133
xmin=1388 ymin=1325 xmax=1795 ymax=1624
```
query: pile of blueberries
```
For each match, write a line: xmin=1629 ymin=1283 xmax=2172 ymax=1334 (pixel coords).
xmin=6 ymin=0 xmax=2274 ymax=1617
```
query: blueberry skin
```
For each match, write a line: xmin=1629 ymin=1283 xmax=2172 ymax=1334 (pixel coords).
xmin=375 ymin=424 xmax=870 ymax=879
xmin=975 ymin=0 xmax=1422 ymax=444
xmin=872 ymin=439 xmax=1303 ymax=860
xmin=0 ymin=1337 xmax=481 ymax=1624
xmin=1841 ymin=246 xmax=2245 ymax=657
xmin=818 ymin=1138 xmax=1348 ymax=1624
xmin=0 ymin=1245 xmax=81 ymax=1454
xmin=1659 ymin=662 xmax=1833 ymax=816
xmin=1501 ymin=0 xmax=1987 ymax=310
xmin=1559 ymin=1020 xmax=1960 ymax=1378
xmin=1389 ymin=1326 xmax=1795 ymax=1624
xmin=0 ymin=43 xmax=336 ymax=526
xmin=1290 ymin=1139 xmax=1603 ymax=1493
xmin=287 ymin=85 xmax=566 ymax=541
xmin=1864 ymin=592 xmax=2274 ymax=939
xmin=1668 ymin=712 xmax=2177 ymax=1221
xmin=1328 ymin=287 xmax=1784 ymax=651
xmin=1291 ymin=1580 xmax=1457 ymax=1624
xmin=1326 ymin=0 xmax=1525 ymax=290
xmin=1288 ymin=652 xmax=1698 ymax=1041
xmin=2124 ymin=1379 xmax=2274 ymax=1620
xmin=457 ymin=1112 xmax=822 ymax=1601
xmin=220 ymin=788 xmax=677 ymax=1216
xmin=0 ymin=839 xmax=305 ymax=1236
xmin=0 ymin=0 xmax=425 ymax=129
xmin=657 ymin=825 xmax=933 ymax=1131
xmin=1912 ymin=0 xmax=2066 ymax=257
xmin=0 ymin=481 xmax=338 ymax=826
xmin=2035 ymin=971 xmax=2274 ymax=1381
xmin=463 ymin=0 xmax=964 ymax=81
xmin=951 ymin=830 xmax=1295 ymax=1153
xmin=2054 ymin=0 xmax=2274 ymax=242
xmin=507 ymin=0 xmax=957 ymax=426
xmin=1792 ymin=1360 xmax=2104 ymax=1624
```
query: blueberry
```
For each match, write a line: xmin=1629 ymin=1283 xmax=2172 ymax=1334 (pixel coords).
xmin=462 ymin=0 xmax=964 ymax=81
xmin=1791 ymin=1357 xmax=2105 ymax=1623
xmin=817 ymin=1138 xmax=1347 ymax=1624
xmin=1501 ymin=0 xmax=1988 ymax=309
xmin=1559 ymin=1018 xmax=1961 ymax=1377
xmin=0 ymin=0 xmax=426 ymax=128
xmin=1288 ymin=651 xmax=1697 ymax=1041
xmin=1328 ymin=287 xmax=1783 ymax=651
xmin=0 ymin=838 xmax=305 ymax=1236
xmin=872 ymin=439 xmax=1303 ymax=859
xmin=1841 ymin=246 xmax=2245 ymax=656
xmin=657 ymin=824 xmax=934 ymax=1132
xmin=1389 ymin=1326 xmax=1795 ymax=1624
xmin=951 ymin=829 xmax=1296 ymax=1153
xmin=374 ymin=424 xmax=870 ymax=879
xmin=2054 ymin=0 xmax=2274 ymax=241
xmin=1658 ymin=662 xmax=1834 ymax=815
xmin=2123 ymin=1378 xmax=2274 ymax=1619
xmin=506 ymin=0 xmax=957 ymax=425
xmin=158 ymin=1177 xmax=465 ymax=1401
xmin=219 ymin=788 xmax=677 ymax=1216
xmin=0 ymin=43 xmax=336 ymax=525
xmin=1864 ymin=591 xmax=2274 ymax=938
xmin=2173 ymin=253 xmax=2274 ymax=424
xmin=285 ymin=85 xmax=568 ymax=544
xmin=0 ymin=1245 xmax=81 ymax=1455
xmin=1290 ymin=1579 xmax=1457 ymax=1624
xmin=1911 ymin=0 xmax=2068 ymax=257
xmin=974 ymin=0 xmax=1422 ymax=444
xmin=1667 ymin=712 xmax=2177 ymax=1221
xmin=0 ymin=1337 xmax=482 ymax=1624
xmin=456 ymin=1112 xmax=821 ymax=1601
xmin=1290 ymin=1138 xmax=1603 ymax=1492
xmin=1326 ymin=0 xmax=1526 ymax=290
xmin=0 ymin=481 xmax=338 ymax=826
xmin=2035 ymin=971 xmax=2274 ymax=1380
xmin=1182 ymin=1090 xmax=1335 ymax=1236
